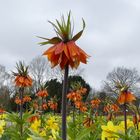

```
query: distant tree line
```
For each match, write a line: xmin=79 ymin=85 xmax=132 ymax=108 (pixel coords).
xmin=0 ymin=56 xmax=90 ymax=112
xmin=1 ymin=56 xmax=140 ymax=112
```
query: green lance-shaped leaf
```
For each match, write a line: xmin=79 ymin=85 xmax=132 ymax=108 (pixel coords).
xmin=38 ymin=36 xmax=62 ymax=45
xmin=72 ymin=18 xmax=86 ymax=42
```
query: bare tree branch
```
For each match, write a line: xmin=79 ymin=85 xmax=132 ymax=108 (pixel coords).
xmin=103 ymin=67 xmax=140 ymax=95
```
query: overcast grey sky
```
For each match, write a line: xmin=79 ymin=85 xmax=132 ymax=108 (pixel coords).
xmin=0 ymin=0 xmax=140 ymax=89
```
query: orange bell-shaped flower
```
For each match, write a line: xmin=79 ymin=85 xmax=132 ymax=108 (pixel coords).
xmin=38 ymin=12 xmax=89 ymax=69
xmin=13 ymin=61 xmax=32 ymax=87
xmin=117 ymin=91 xmax=136 ymax=104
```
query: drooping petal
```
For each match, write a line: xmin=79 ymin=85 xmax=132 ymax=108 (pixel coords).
xmin=67 ymin=41 xmax=80 ymax=58
xmin=77 ymin=46 xmax=89 ymax=57
xmin=48 ymin=52 xmax=60 ymax=68
xmin=55 ymin=42 xmax=64 ymax=55
xmin=77 ymin=45 xmax=90 ymax=64
xmin=126 ymin=92 xmax=136 ymax=103
xmin=18 ymin=77 xmax=25 ymax=83
xmin=63 ymin=44 xmax=70 ymax=59
xmin=69 ymin=58 xmax=75 ymax=68
xmin=117 ymin=93 xmax=126 ymax=104
xmin=79 ymin=52 xmax=87 ymax=64
xmin=42 ymin=40 xmax=89 ymax=69
xmin=118 ymin=91 xmax=136 ymax=104
xmin=60 ymin=53 xmax=68 ymax=69
xmin=73 ymin=57 xmax=80 ymax=68
xmin=43 ymin=45 xmax=56 ymax=55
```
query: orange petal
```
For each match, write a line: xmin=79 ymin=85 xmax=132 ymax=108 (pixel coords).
xmin=55 ymin=42 xmax=64 ymax=55
xmin=43 ymin=45 xmax=56 ymax=55
xmin=118 ymin=93 xmax=126 ymax=104
xmin=48 ymin=52 xmax=60 ymax=68
xmin=77 ymin=45 xmax=90 ymax=58
xmin=126 ymin=92 xmax=136 ymax=103
xmin=60 ymin=53 xmax=68 ymax=69
xmin=73 ymin=58 xmax=80 ymax=68
xmin=79 ymin=53 xmax=87 ymax=64
xmin=64 ymin=44 xmax=70 ymax=59
xmin=68 ymin=58 xmax=75 ymax=68
xmin=67 ymin=41 xmax=79 ymax=58
xmin=18 ymin=76 xmax=24 ymax=83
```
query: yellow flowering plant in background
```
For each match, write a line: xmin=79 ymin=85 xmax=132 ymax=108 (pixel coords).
xmin=0 ymin=114 xmax=6 ymax=138
xmin=101 ymin=121 xmax=119 ymax=140
xmin=1 ymin=111 xmax=140 ymax=140
xmin=0 ymin=120 xmax=6 ymax=138
xmin=101 ymin=119 xmax=140 ymax=140
xmin=0 ymin=114 xmax=7 ymax=120
xmin=28 ymin=115 xmax=61 ymax=140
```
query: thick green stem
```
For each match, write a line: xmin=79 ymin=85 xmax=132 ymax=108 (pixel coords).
xmin=72 ymin=104 xmax=75 ymax=123
xmin=136 ymin=115 xmax=139 ymax=140
xmin=124 ymin=103 xmax=127 ymax=136
xmin=19 ymin=88 xmax=24 ymax=137
xmin=73 ymin=104 xmax=76 ymax=139
xmin=62 ymin=65 xmax=69 ymax=140
xmin=41 ymin=97 xmax=43 ymax=127
xmin=54 ymin=110 xmax=55 ymax=116
xmin=41 ymin=97 xmax=43 ymax=114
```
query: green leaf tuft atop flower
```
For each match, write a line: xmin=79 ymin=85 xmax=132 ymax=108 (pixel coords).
xmin=38 ymin=11 xmax=85 ymax=45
